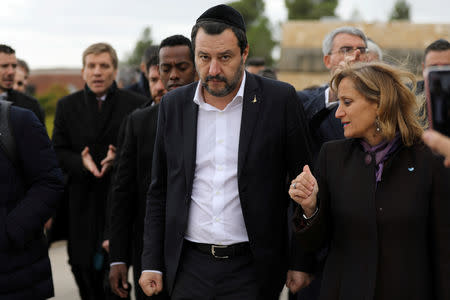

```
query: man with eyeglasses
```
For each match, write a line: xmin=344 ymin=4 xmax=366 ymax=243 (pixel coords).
xmin=292 ymin=27 xmax=368 ymax=300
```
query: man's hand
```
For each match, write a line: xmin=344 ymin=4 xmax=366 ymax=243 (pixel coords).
xmin=423 ymin=129 xmax=450 ymax=168
xmin=99 ymin=144 xmax=117 ymax=177
xmin=109 ymin=264 xmax=129 ymax=298
xmin=102 ymin=240 xmax=109 ymax=253
xmin=44 ymin=218 xmax=53 ymax=230
xmin=286 ymin=270 xmax=313 ymax=294
xmin=139 ymin=272 xmax=163 ymax=296
xmin=81 ymin=146 xmax=101 ymax=178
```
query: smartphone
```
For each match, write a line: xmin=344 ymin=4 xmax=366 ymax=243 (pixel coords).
xmin=424 ymin=65 xmax=450 ymax=136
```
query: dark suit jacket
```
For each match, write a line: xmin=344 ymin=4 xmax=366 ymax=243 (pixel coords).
xmin=110 ymin=104 xmax=159 ymax=265
xmin=295 ymin=139 xmax=450 ymax=300
xmin=142 ymin=73 xmax=313 ymax=295
xmin=7 ymin=89 xmax=46 ymax=126
xmin=297 ymin=86 xmax=344 ymax=164
xmin=52 ymin=82 xmax=146 ymax=267
xmin=0 ymin=106 xmax=63 ymax=299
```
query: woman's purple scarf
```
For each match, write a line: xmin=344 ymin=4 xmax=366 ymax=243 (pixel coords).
xmin=360 ymin=133 xmax=402 ymax=185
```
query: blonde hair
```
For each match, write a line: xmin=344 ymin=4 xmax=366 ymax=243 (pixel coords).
xmin=330 ymin=62 xmax=424 ymax=146
xmin=82 ymin=43 xmax=118 ymax=69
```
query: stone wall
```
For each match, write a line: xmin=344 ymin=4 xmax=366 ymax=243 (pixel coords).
xmin=278 ymin=21 xmax=450 ymax=90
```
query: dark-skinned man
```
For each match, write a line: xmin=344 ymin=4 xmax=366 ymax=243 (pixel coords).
xmin=52 ymin=42 xmax=147 ymax=300
xmin=139 ymin=5 xmax=313 ymax=299
xmin=109 ymin=35 xmax=196 ymax=300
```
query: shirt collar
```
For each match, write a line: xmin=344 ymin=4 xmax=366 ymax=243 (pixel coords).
xmin=193 ymin=72 xmax=246 ymax=112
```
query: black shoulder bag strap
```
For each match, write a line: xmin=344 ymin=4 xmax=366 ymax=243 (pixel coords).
xmin=0 ymin=100 xmax=18 ymax=167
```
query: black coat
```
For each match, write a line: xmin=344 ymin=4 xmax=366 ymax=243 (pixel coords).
xmin=295 ymin=139 xmax=450 ymax=300
xmin=141 ymin=73 xmax=313 ymax=295
xmin=109 ymin=104 xmax=159 ymax=264
xmin=0 ymin=106 xmax=63 ymax=299
xmin=126 ymin=73 xmax=151 ymax=100
xmin=52 ymin=83 xmax=146 ymax=267
xmin=7 ymin=89 xmax=46 ymax=126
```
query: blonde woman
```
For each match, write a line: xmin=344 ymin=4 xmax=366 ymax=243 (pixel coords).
xmin=290 ymin=62 xmax=450 ymax=300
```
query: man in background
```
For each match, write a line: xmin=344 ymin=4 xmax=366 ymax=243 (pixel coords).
xmin=109 ymin=34 xmax=196 ymax=300
xmin=52 ymin=42 xmax=147 ymax=300
xmin=0 ymin=45 xmax=45 ymax=125
xmin=126 ymin=45 xmax=160 ymax=101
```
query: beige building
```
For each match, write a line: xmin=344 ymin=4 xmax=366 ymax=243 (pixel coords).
xmin=278 ymin=21 xmax=450 ymax=90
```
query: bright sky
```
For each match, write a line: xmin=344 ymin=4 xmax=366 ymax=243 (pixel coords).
xmin=1 ymin=0 xmax=448 ymax=69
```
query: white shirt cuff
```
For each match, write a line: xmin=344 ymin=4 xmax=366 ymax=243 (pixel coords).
xmin=142 ymin=270 xmax=163 ymax=275
xmin=110 ymin=262 xmax=126 ymax=266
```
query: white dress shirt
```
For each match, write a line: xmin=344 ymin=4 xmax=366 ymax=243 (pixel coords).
xmin=184 ymin=72 xmax=249 ymax=245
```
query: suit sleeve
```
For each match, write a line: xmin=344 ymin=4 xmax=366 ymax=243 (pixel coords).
xmin=52 ymin=99 xmax=85 ymax=177
xmin=141 ymin=102 xmax=167 ymax=272
xmin=285 ymin=87 xmax=318 ymax=272
xmin=431 ymin=152 xmax=450 ymax=300
xmin=109 ymin=116 xmax=137 ymax=263
xmin=5 ymin=109 xmax=64 ymax=249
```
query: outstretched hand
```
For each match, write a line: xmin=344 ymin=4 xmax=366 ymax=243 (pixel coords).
xmin=289 ymin=165 xmax=319 ymax=217
xmin=99 ymin=144 xmax=116 ymax=177
xmin=81 ymin=146 xmax=101 ymax=178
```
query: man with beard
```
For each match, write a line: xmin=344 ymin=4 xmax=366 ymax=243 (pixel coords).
xmin=52 ymin=42 xmax=147 ymax=300
xmin=139 ymin=5 xmax=312 ymax=299
xmin=109 ymin=35 xmax=196 ymax=300
xmin=0 ymin=45 xmax=45 ymax=125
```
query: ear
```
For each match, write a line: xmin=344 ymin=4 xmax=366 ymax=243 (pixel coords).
xmin=81 ymin=67 xmax=86 ymax=81
xmin=324 ymin=55 xmax=332 ymax=70
xmin=242 ymin=44 xmax=249 ymax=64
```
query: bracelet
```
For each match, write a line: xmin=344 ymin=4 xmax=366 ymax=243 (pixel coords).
xmin=302 ymin=207 xmax=318 ymax=220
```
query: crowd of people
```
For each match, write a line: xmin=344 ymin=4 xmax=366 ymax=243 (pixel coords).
xmin=0 ymin=4 xmax=449 ymax=300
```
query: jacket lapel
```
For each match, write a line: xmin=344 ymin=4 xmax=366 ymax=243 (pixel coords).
xmin=237 ymin=72 xmax=260 ymax=178
xmin=183 ymin=87 xmax=199 ymax=198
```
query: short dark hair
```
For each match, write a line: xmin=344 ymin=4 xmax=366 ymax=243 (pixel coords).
xmin=17 ymin=59 xmax=30 ymax=75
xmin=424 ymin=39 xmax=450 ymax=59
xmin=142 ymin=45 xmax=160 ymax=64
xmin=0 ymin=44 xmax=15 ymax=55
xmin=159 ymin=35 xmax=194 ymax=63
xmin=145 ymin=46 xmax=160 ymax=73
xmin=191 ymin=21 xmax=247 ymax=55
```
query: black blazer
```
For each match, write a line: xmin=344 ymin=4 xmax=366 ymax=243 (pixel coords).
xmin=142 ymin=73 xmax=313 ymax=294
xmin=52 ymin=83 xmax=147 ymax=266
xmin=109 ymin=104 xmax=159 ymax=265
xmin=295 ymin=139 xmax=450 ymax=300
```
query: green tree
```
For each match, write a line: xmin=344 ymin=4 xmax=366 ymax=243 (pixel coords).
xmin=125 ymin=26 xmax=153 ymax=66
xmin=389 ymin=0 xmax=410 ymax=21
xmin=228 ymin=0 xmax=276 ymax=65
xmin=285 ymin=0 xmax=338 ymax=20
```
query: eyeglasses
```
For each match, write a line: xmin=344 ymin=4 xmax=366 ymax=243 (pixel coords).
xmin=330 ymin=46 xmax=368 ymax=56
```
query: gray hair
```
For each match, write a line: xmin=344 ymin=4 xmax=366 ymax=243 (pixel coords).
xmin=367 ymin=39 xmax=383 ymax=60
xmin=322 ymin=26 xmax=367 ymax=56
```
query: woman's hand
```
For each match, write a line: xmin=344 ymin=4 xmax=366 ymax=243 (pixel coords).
xmin=289 ymin=165 xmax=319 ymax=217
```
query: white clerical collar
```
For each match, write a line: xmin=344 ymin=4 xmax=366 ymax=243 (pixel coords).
xmin=193 ymin=72 xmax=246 ymax=112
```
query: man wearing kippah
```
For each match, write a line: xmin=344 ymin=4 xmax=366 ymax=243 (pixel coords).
xmin=139 ymin=5 xmax=313 ymax=299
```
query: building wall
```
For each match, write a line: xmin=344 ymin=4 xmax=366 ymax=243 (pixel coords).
xmin=278 ymin=21 xmax=450 ymax=90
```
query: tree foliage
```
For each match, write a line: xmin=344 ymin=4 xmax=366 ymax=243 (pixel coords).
xmin=285 ymin=0 xmax=338 ymax=20
xmin=125 ymin=26 xmax=153 ymax=66
xmin=389 ymin=0 xmax=410 ymax=21
xmin=228 ymin=0 xmax=276 ymax=65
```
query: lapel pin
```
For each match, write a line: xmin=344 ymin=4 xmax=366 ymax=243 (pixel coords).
xmin=408 ymin=167 xmax=414 ymax=172
xmin=252 ymin=96 xmax=257 ymax=103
